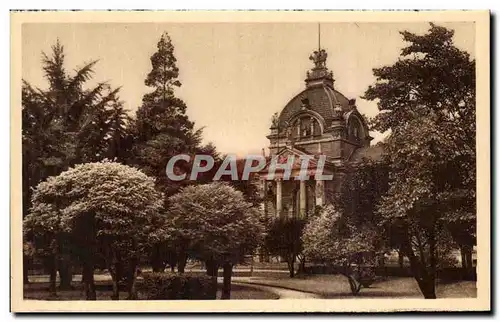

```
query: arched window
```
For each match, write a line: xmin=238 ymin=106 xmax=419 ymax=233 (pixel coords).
xmin=349 ymin=117 xmax=363 ymax=141
xmin=289 ymin=115 xmax=321 ymax=139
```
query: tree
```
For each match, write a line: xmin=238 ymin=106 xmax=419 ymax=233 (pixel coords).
xmin=264 ymin=217 xmax=306 ymax=278
xmin=22 ymin=40 xmax=127 ymax=288
xmin=219 ymin=157 xmax=263 ymax=206
xmin=167 ymin=182 xmax=264 ymax=299
xmin=363 ymin=23 xmax=476 ymax=298
xmin=130 ymin=32 xmax=202 ymax=195
xmin=302 ymin=205 xmax=377 ymax=295
xmin=333 ymin=156 xmax=390 ymax=267
xmin=24 ymin=161 xmax=164 ymax=300
xmin=130 ymin=32 xmax=218 ymax=273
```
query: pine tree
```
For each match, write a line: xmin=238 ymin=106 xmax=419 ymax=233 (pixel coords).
xmin=131 ymin=33 xmax=223 ymax=273
xmin=22 ymin=40 xmax=126 ymax=290
xmin=131 ymin=32 xmax=203 ymax=195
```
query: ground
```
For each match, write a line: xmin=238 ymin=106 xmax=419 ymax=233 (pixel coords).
xmin=24 ymin=281 xmax=279 ymax=300
xmin=233 ymin=274 xmax=477 ymax=298
xmin=24 ymin=272 xmax=476 ymax=300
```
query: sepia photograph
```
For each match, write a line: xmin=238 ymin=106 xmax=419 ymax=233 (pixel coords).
xmin=10 ymin=10 xmax=490 ymax=312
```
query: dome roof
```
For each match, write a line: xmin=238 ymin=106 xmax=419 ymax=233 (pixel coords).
xmin=277 ymin=85 xmax=353 ymax=129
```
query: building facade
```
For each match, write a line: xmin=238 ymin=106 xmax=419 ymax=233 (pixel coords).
xmin=258 ymin=47 xmax=383 ymax=218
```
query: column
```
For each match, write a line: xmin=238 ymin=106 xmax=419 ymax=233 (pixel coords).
xmin=299 ymin=180 xmax=306 ymax=218
xmin=276 ymin=179 xmax=282 ymax=218
xmin=261 ymin=180 xmax=268 ymax=214
xmin=315 ymin=179 xmax=325 ymax=207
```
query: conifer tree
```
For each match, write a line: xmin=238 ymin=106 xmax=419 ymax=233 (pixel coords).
xmin=131 ymin=32 xmax=203 ymax=196
xmin=22 ymin=40 xmax=127 ymax=289
xmin=131 ymin=33 xmax=216 ymax=272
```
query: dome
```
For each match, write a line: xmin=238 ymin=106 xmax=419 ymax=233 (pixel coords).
xmin=277 ymin=85 xmax=353 ymax=129
xmin=267 ymin=46 xmax=375 ymax=161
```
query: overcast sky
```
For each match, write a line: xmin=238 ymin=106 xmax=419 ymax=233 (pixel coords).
xmin=22 ymin=22 xmax=475 ymax=156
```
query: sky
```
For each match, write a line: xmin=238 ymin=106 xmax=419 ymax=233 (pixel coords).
xmin=22 ymin=22 xmax=475 ymax=156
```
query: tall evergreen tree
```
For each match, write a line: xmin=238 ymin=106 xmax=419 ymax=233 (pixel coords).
xmin=23 ymin=40 xmax=125 ymax=190
xmin=22 ymin=40 xmax=127 ymax=289
xmin=131 ymin=32 xmax=203 ymax=196
xmin=131 ymin=32 xmax=216 ymax=272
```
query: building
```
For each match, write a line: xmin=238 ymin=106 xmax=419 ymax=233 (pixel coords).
xmin=257 ymin=46 xmax=383 ymax=218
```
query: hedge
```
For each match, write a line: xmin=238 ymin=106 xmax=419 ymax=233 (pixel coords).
xmin=140 ymin=272 xmax=217 ymax=300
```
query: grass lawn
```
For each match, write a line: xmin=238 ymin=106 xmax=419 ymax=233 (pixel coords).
xmin=23 ymin=280 xmax=278 ymax=300
xmin=235 ymin=275 xmax=477 ymax=299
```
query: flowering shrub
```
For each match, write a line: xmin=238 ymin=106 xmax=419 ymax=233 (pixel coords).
xmin=302 ymin=205 xmax=377 ymax=294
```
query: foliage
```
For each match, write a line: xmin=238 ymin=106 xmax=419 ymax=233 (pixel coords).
xmin=130 ymin=32 xmax=205 ymax=196
xmin=23 ymin=241 xmax=36 ymax=258
xmin=335 ymin=157 xmax=389 ymax=225
xmin=24 ymin=161 xmax=164 ymax=299
xmin=140 ymin=272 xmax=217 ymax=300
xmin=167 ymin=182 xmax=264 ymax=298
xmin=264 ymin=217 xmax=306 ymax=278
xmin=363 ymin=23 xmax=476 ymax=298
xmin=22 ymin=39 xmax=131 ymax=225
xmin=302 ymin=205 xmax=377 ymax=294
xmin=167 ymin=182 xmax=264 ymax=264
xmin=333 ymin=157 xmax=390 ymax=259
xmin=219 ymin=157 xmax=263 ymax=206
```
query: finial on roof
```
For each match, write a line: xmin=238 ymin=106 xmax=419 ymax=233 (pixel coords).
xmin=305 ymin=24 xmax=334 ymax=88
xmin=309 ymin=49 xmax=328 ymax=70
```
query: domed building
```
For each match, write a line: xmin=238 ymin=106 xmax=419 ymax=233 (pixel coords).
xmin=258 ymin=47 xmax=383 ymax=219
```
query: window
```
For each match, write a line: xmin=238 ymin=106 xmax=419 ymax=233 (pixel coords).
xmin=350 ymin=117 xmax=362 ymax=141
xmin=289 ymin=115 xmax=322 ymax=140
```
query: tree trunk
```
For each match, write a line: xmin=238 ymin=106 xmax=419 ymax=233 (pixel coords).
xmin=126 ymin=257 xmax=139 ymax=300
xmin=297 ymin=255 xmax=306 ymax=275
xmin=464 ymin=245 xmax=473 ymax=271
xmin=49 ymin=260 xmax=57 ymax=296
xmin=177 ymin=252 xmax=187 ymax=273
xmin=428 ymin=228 xmax=437 ymax=292
xmin=82 ymin=261 xmax=96 ymax=300
xmin=166 ymin=249 xmax=178 ymax=273
xmin=420 ymin=279 xmax=437 ymax=299
xmin=109 ymin=256 xmax=121 ymax=300
xmin=205 ymin=259 xmax=219 ymax=298
xmin=221 ymin=262 xmax=233 ymax=300
xmin=23 ymin=256 xmax=29 ymax=284
xmin=460 ymin=246 xmax=467 ymax=269
xmin=287 ymin=256 xmax=295 ymax=278
xmin=151 ymin=243 xmax=166 ymax=273
xmin=398 ymin=251 xmax=404 ymax=269
xmin=378 ymin=253 xmax=385 ymax=267
xmin=205 ymin=259 xmax=219 ymax=277
xmin=58 ymin=257 xmax=73 ymax=290
xmin=346 ymin=274 xmax=362 ymax=295
xmin=401 ymin=241 xmax=436 ymax=299
xmin=111 ymin=274 xmax=119 ymax=300
xmin=48 ymin=255 xmax=57 ymax=297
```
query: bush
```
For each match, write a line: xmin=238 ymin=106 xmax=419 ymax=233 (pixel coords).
xmin=140 ymin=272 xmax=217 ymax=300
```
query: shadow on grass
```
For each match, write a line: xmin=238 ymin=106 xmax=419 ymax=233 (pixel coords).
xmin=321 ymin=290 xmax=420 ymax=299
xmin=24 ymin=280 xmax=279 ymax=301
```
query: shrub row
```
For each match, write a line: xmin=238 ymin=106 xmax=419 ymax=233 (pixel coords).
xmin=140 ymin=272 xmax=217 ymax=300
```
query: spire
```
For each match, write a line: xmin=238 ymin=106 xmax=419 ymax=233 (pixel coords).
xmin=318 ymin=23 xmax=321 ymax=52
xmin=305 ymin=23 xmax=334 ymax=88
